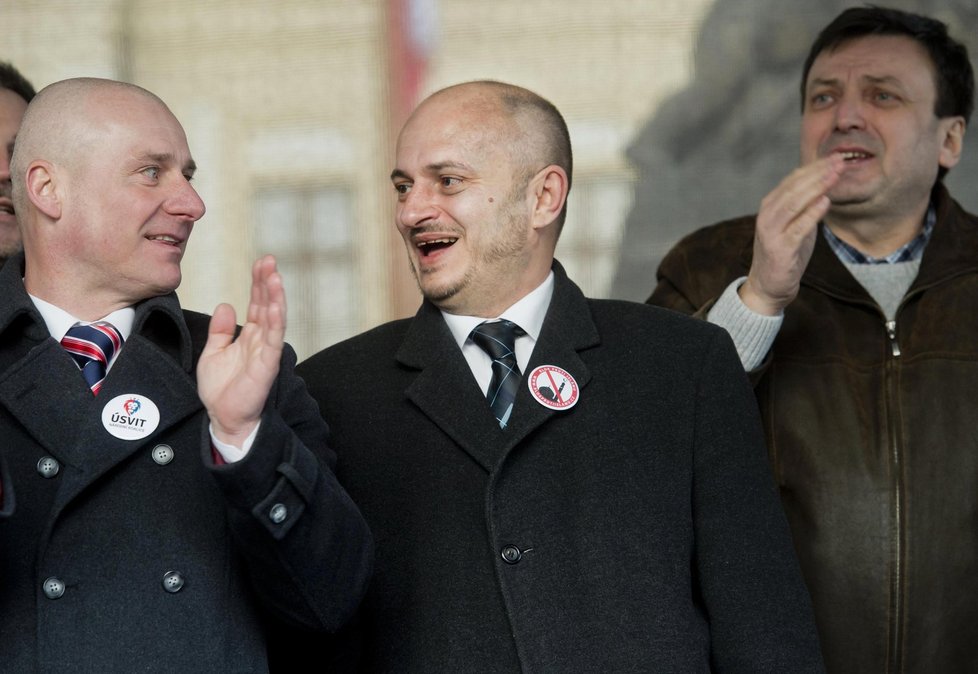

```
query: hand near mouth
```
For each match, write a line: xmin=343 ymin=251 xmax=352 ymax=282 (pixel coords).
xmin=198 ymin=254 xmax=287 ymax=448
xmin=739 ymin=155 xmax=845 ymax=315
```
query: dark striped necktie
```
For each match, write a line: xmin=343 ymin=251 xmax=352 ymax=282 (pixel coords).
xmin=61 ymin=322 xmax=124 ymax=395
xmin=470 ymin=320 xmax=525 ymax=429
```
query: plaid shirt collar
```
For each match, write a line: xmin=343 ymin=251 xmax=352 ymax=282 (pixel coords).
xmin=822 ymin=203 xmax=936 ymax=264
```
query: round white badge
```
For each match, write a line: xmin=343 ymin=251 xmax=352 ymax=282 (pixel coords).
xmin=527 ymin=365 xmax=579 ymax=410
xmin=101 ymin=394 xmax=161 ymax=441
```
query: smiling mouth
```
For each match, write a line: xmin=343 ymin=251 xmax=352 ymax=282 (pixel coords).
xmin=416 ymin=237 xmax=457 ymax=259
xmin=146 ymin=234 xmax=182 ymax=246
xmin=0 ymin=201 xmax=13 ymax=217
xmin=834 ymin=150 xmax=873 ymax=163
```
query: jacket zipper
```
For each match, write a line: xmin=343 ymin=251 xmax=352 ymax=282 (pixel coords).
xmin=883 ymin=317 xmax=904 ymax=674
xmin=885 ymin=321 xmax=901 ymax=357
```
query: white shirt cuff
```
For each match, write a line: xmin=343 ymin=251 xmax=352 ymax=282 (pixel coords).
xmin=209 ymin=422 xmax=261 ymax=464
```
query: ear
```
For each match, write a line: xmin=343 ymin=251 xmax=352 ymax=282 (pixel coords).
xmin=24 ymin=160 xmax=63 ymax=220
xmin=938 ymin=116 xmax=966 ymax=170
xmin=528 ymin=164 xmax=569 ymax=232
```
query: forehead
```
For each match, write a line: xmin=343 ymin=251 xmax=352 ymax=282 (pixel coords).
xmin=395 ymin=94 xmax=514 ymax=172
xmin=87 ymin=93 xmax=192 ymax=162
xmin=806 ymin=34 xmax=938 ymax=96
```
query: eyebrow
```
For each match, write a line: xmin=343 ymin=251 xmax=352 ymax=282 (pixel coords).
xmin=390 ymin=160 xmax=476 ymax=183
xmin=808 ymin=74 xmax=906 ymax=90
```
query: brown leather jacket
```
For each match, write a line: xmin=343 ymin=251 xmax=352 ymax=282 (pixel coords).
xmin=648 ymin=184 xmax=978 ymax=673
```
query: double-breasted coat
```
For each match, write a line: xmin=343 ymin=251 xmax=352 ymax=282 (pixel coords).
xmin=297 ymin=262 xmax=823 ymax=673
xmin=0 ymin=256 xmax=373 ymax=672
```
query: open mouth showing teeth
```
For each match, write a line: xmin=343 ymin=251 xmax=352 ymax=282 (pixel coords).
xmin=147 ymin=234 xmax=180 ymax=246
xmin=417 ymin=238 xmax=457 ymax=258
xmin=837 ymin=150 xmax=871 ymax=162
xmin=0 ymin=205 xmax=12 ymax=216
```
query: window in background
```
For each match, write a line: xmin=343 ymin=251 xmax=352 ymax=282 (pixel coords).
xmin=253 ymin=185 xmax=358 ymax=360
xmin=557 ymin=173 xmax=636 ymax=299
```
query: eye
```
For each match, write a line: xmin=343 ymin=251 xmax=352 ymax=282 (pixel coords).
xmin=809 ymin=92 xmax=834 ymax=109
xmin=141 ymin=166 xmax=160 ymax=180
xmin=393 ymin=182 xmax=411 ymax=196
xmin=439 ymin=176 xmax=462 ymax=189
xmin=873 ymin=90 xmax=899 ymax=105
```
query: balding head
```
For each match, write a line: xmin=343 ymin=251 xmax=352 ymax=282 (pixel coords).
xmin=11 ymin=78 xmax=167 ymax=218
xmin=12 ymin=77 xmax=204 ymax=319
xmin=392 ymin=81 xmax=571 ymax=317
xmin=412 ymin=81 xmax=573 ymax=229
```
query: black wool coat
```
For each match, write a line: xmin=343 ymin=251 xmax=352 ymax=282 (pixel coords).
xmin=0 ymin=256 xmax=373 ymax=673
xmin=297 ymin=262 xmax=824 ymax=673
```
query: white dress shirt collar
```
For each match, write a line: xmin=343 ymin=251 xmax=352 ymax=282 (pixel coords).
xmin=28 ymin=292 xmax=135 ymax=369
xmin=441 ymin=271 xmax=555 ymax=394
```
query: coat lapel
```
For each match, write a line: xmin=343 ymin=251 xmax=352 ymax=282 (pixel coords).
xmin=50 ymin=333 xmax=203 ymax=511
xmin=396 ymin=262 xmax=600 ymax=473
xmin=397 ymin=302 xmax=503 ymax=472
xmin=498 ymin=263 xmax=598 ymax=459
xmin=0 ymin=269 xmax=204 ymax=515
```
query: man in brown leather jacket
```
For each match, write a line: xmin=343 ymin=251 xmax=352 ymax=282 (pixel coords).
xmin=649 ymin=7 xmax=977 ymax=673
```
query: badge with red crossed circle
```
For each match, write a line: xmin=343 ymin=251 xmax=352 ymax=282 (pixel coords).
xmin=527 ymin=365 xmax=579 ymax=410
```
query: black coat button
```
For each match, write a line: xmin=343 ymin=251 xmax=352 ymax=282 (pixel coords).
xmin=42 ymin=577 xmax=65 ymax=599
xmin=37 ymin=456 xmax=60 ymax=479
xmin=162 ymin=571 xmax=185 ymax=593
xmin=500 ymin=545 xmax=522 ymax=564
xmin=269 ymin=503 xmax=288 ymax=524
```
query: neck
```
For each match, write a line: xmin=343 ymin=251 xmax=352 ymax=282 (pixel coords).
xmin=824 ymin=199 xmax=929 ymax=258
xmin=441 ymin=261 xmax=553 ymax=319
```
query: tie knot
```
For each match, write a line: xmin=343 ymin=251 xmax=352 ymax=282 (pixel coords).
xmin=61 ymin=322 xmax=124 ymax=395
xmin=470 ymin=320 xmax=524 ymax=362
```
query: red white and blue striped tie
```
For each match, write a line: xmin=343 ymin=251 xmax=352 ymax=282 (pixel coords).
xmin=60 ymin=322 xmax=124 ymax=395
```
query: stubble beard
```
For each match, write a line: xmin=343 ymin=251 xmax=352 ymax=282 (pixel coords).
xmin=410 ymin=198 xmax=530 ymax=311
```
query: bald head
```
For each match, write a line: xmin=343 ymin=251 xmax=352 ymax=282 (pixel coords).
xmin=11 ymin=78 xmax=171 ymax=218
xmin=12 ymin=77 xmax=204 ymax=318
xmin=411 ymin=81 xmax=573 ymax=228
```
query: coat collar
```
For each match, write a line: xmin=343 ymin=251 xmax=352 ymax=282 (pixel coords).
xmin=395 ymin=260 xmax=599 ymax=472
xmin=796 ymin=184 xmax=978 ymax=304
xmin=0 ymin=254 xmax=202 ymax=510
xmin=0 ymin=253 xmax=196 ymax=373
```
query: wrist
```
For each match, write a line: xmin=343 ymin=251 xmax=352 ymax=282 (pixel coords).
xmin=210 ymin=418 xmax=260 ymax=449
xmin=738 ymin=278 xmax=789 ymax=316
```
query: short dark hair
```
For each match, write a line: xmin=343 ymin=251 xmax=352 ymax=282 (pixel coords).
xmin=0 ymin=61 xmax=36 ymax=104
xmin=495 ymin=84 xmax=573 ymax=230
xmin=800 ymin=6 xmax=974 ymax=124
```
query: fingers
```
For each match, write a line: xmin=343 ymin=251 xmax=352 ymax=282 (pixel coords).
xmin=246 ymin=255 xmax=286 ymax=329
xmin=742 ymin=157 xmax=844 ymax=316
xmin=758 ymin=155 xmax=844 ymax=237
xmin=263 ymin=270 xmax=287 ymax=351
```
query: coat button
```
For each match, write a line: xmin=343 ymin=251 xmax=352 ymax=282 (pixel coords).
xmin=151 ymin=444 xmax=174 ymax=465
xmin=162 ymin=571 xmax=185 ymax=593
xmin=269 ymin=503 xmax=288 ymax=524
xmin=500 ymin=545 xmax=522 ymax=564
xmin=36 ymin=456 xmax=60 ymax=479
xmin=42 ymin=577 xmax=65 ymax=599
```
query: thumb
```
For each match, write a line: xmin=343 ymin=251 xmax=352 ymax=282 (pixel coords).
xmin=204 ymin=303 xmax=237 ymax=353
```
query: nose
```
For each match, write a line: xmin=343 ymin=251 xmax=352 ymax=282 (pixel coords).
xmin=165 ymin=177 xmax=206 ymax=221
xmin=833 ymin=92 xmax=866 ymax=132
xmin=396 ymin=183 xmax=439 ymax=230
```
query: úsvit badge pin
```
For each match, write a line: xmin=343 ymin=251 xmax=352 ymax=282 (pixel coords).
xmin=101 ymin=394 xmax=161 ymax=440
xmin=527 ymin=365 xmax=579 ymax=410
